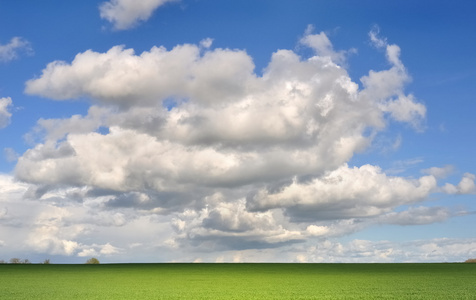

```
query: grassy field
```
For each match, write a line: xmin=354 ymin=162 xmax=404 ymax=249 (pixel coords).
xmin=1 ymin=263 xmax=475 ymax=299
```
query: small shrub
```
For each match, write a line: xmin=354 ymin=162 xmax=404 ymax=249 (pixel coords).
xmin=85 ymin=257 xmax=100 ymax=264
xmin=43 ymin=259 xmax=51 ymax=264
xmin=464 ymin=258 xmax=476 ymax=263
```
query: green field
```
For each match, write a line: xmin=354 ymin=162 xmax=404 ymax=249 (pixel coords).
xmin=1 ymin=263 xmax=475 ymax=299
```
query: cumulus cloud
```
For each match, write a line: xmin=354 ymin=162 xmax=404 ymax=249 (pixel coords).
xmin=0 ymin=37 xmax=32 ymax=62
xmin=15 ymin=28 xmax=472 ymax=258
xmin=25 ymin=43 xmax=256 ymax=108
xmin=172 ymin=198 xmax=305 ymax=250
xmin=0 ymin=97 xmax=13 ymax=129
xmin=300 ymin=25 xmax=352 ymax=65
xmin=247 ymin=164 xmax=437 ymax=222
xmin=422 ymin=165 xmax=454 ymax=179
xmin=99 ymin=0 xmax=178 ymax=30
xmin=78 ymin=243 xmax=121 ymax=257
xmin=382 ymin=94 xmax=426 ymax=130
xmin=442 ymin=173 xmax=476 ymax=194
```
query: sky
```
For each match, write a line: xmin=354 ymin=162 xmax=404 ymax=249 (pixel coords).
xmin=0 ymin=0 xmax=475 ymax=263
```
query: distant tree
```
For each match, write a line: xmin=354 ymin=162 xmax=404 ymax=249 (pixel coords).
xmin=85 ymin=257 xmax=100 ymax=264
xmin=9 ymin=258 xmax=21 ymax=264
xmin=464 ymin=258 xmax=476 ymax=263
xmin=43 ymin=259 xmax=51 ymax=264
xmin=22 ymin=259 xmax=31 ymax=264
xmin=0 ymin=260 xmax=5 ymax=264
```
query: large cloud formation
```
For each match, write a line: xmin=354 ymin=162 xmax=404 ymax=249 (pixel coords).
xmin=10 ymin=28 xmax=473 ymax=261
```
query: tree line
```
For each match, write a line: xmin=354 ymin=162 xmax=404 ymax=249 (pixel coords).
xmin=1 ymin=258 xmax=474 ymax=264
xmin=0 ymin=258 xmax=100 ymax=264
xmin=0 ymin=258 xmax=36 ymax=264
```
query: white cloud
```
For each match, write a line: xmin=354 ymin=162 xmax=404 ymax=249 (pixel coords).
xmin=26 ymin=205 xmax=82 ymax=255
xmin=422 ymin=165 xmax=454 ymax=179
xmin=100 ymin=243 xmax=121 ymax=255
xmin=247 ymin=164 xmax=437 ymax=221
xmin=0 ymin=97 xmax=13 ymax=129
xmin=0 ymin=37 xmax=32 ymax=62
xmin=0 ymin=174 xmax=28 ymax=200
xmin=25 ymin=44 xmax=255 ymax=108
xmin=77 ymin=248 xmax=97 ymax=257
xmin=382 ymin=94 xmax=426 ymax=130
xmin=366 ymin=27 xmax=426 ymax=130
xmin=457 ymin=173 xmax=476 ymax=194
xmin=442 ymin=173 xmax=476 ymax=194
xmin=78 ymin=243 xmax=121 ymax=257
xmin=369 ymin=26 xmax=387 ymax=49
xmin=306 ymin=225 xmax=330 ymax=236
xmin=32 ymin=106 xmax=108 ymax=141
xmin=199 ymin=38 xmax=213 ymax=49
xmin=300 ymin=25 xmax=350 ymax=65
xmin=99 ymin=0 xmax=178 ymax=30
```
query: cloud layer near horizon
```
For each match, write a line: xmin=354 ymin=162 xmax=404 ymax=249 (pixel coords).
xmin=1 ymin=29 xmax=474 ymax=261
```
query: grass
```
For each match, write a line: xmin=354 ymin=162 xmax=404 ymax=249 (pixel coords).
xmin=1 ymin=263 xmax=475 ymax=299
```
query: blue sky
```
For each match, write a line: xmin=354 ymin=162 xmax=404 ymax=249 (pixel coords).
xmin=0 ymin=0 xmax=475 ymax=263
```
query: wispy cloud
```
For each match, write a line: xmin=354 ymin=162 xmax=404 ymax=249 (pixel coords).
xmin=4 ymin=148 xmax=20 ymax=162
xmin=0 ymin=37 xmax=32 ymax=62
xmin=0 ymin=97 xmax=13 ymax=129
